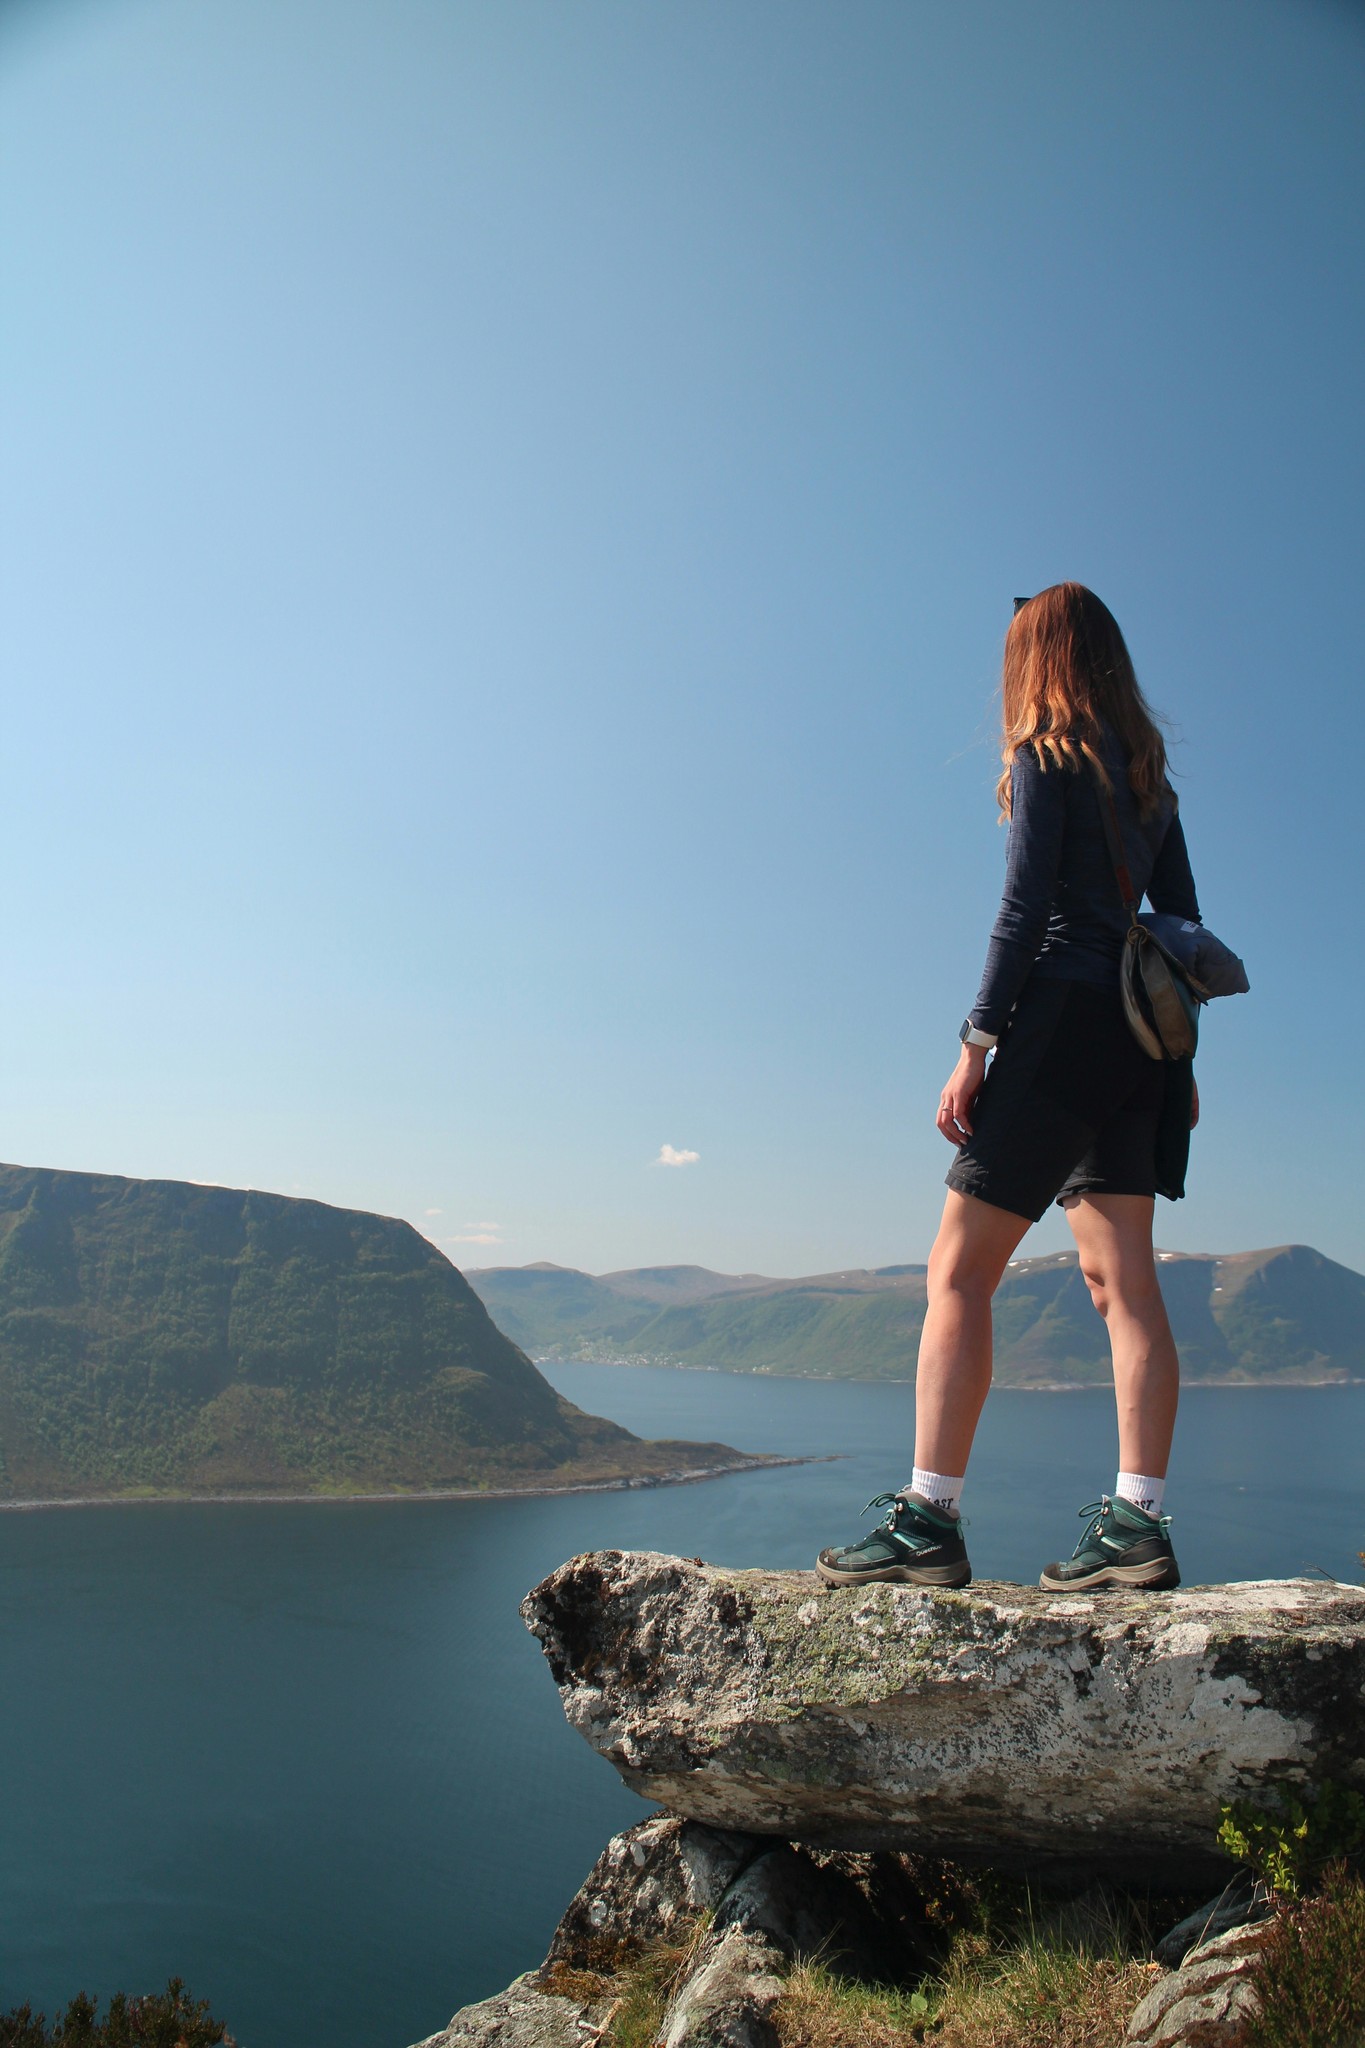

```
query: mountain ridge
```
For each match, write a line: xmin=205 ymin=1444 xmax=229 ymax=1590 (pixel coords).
xmin=467 ymin=1244 xmax=1365 ymax=1386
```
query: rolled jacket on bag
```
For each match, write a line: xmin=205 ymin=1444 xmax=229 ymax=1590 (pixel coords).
xmin=1137 ymin=910 xmax=1251 ymax=997
xmin=1090 ymin=761 xmax=1249 ymax=1064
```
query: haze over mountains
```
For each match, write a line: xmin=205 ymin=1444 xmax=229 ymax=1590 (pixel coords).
xmin=468 ymin=1246 xmax=1365 ymax=1386
xmin=0 ymin=1163 xmax=760 ymax=1502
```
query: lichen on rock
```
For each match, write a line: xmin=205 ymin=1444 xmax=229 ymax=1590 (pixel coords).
xmin=522 ymin=1551 xmax=1365 ymax=1881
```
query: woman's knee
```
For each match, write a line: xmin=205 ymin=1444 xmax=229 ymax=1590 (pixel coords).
xmin=1086 ymin=1258 xmax=1166 ymax=1327
xmin=1079 ymin=1259 xmax=1112 ymax=1318
xmin=927 ymin=1236 xmax=1003 ymax=1304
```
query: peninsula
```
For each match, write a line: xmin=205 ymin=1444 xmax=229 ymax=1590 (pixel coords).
xmin=0 ymin=1163 xmax=776 ymax=1504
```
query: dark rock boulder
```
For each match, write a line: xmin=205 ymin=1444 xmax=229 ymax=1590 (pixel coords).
xmin=544 ymin=1815 xmax=935 ymax=1987
xmin=1153 ymin=1872 xmax=1273 ymax=1970
xmin=712 ymin=1844 xmax=934 ymax=1983
xmin=545 ymin=1814 xmax=762 ymax=1974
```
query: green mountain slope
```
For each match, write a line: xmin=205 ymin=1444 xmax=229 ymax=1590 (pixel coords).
xmin=468 ymin=1246 xmax=1365 ymax=1386
xmin=0 ymin=1164 xmax=759 ymax=1501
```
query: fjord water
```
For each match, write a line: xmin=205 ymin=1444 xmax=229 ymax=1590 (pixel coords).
xmin=1 ymin=1371 xmax=1361 ymax=2048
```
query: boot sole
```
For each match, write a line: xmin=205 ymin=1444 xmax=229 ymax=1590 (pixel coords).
xmin=1038 ymin=1557 xmax=1181 ymax=1592
xmin=816 ymin=1558 xmax=972 ymax=1588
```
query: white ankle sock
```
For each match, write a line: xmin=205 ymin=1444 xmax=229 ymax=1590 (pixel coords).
xmin=1115 ymin=1471 xmax=1165 ymax=1517
xmin=910 ymin=1468 xmax=964 ymax=1517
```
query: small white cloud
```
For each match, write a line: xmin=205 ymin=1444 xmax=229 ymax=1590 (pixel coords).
xmin=432 ymin=1214 xmax=501 ymax=1241
xmin=424 ymin=1207 xmax=443 ymax=1217
xmin=656 ymin=1144 xmax=700 ymax=1168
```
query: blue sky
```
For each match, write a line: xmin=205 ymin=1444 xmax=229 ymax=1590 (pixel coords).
xmin=2 ymin=0 xmax=1362 ymax=1277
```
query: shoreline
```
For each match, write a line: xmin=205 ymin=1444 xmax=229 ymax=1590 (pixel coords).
xmin=0 ymin=1451 xmax=825 ymax=1515
xmin=540 ymin=1359 xmax=1364 ymax=1391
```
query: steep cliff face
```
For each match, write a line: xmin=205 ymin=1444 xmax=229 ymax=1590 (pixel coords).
xmin=0 ymin=1165 xmax=756 ymax=1499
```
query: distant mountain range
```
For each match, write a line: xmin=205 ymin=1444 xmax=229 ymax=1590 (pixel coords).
xmin=0 ymin=1164 xmax=763 ymax=1502
xmin=467 ymin=1245 xmax=1365 ymax=1386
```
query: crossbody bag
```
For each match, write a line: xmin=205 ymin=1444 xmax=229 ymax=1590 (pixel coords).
xmin=1090 ymin=766 xmax=1249 ymax=1061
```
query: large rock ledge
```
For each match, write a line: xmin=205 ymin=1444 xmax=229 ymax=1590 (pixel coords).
xmin=522 ymin=1551 xmax=1365 ymax=1880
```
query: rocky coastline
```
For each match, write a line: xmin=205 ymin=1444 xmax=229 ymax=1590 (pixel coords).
xmin=411 ymin=1552 xmax=1365 ymax=2048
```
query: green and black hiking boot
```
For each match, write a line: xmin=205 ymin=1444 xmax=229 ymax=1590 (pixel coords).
xmin=816 ymin=1490 xmax=972 ymax=1588
xmin=1039 ymin=1495 xmax=1181 ymax=1592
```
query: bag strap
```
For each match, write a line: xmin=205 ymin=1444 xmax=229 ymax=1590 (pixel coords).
xmin=1089 ymin=759 xmax=1140 ymax=928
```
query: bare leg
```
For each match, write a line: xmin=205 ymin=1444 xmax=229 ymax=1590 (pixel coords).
xmin=1061 ymin=1192 xmax=1179 ymax=1476
xmin=913 ymin=1190 xmax=1033 ymax=1477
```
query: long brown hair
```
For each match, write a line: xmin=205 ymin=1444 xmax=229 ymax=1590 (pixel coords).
xmin=997 ymin=583 xmax=1169 ymax=817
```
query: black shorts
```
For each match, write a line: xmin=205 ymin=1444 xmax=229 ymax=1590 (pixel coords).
xmin=946 ymin=977 xmax=1166 ymax=1223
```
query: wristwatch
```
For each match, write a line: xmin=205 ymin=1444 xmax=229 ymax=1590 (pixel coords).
xmin=959 ymin=1020 xmax=999 ymax=1049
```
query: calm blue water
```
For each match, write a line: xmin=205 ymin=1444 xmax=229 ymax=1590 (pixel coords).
xmin=0 ymin=1369 xmax=1361 ymax=2048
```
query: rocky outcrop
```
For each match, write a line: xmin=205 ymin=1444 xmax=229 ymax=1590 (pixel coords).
xmin=411 ymin=1554 xmax=1365 ymax=2046
xmin=412 ymin=1973 xmax=615 ymax=2048
xmin=546 ymin=1815 xmax=937 ymax=1986
xmin=656 ymin=1927 xmax=784 ymax=2048
xmin=1123 ymin=1919 xmax=1270 ymax=2047
xmin=544 ymin=1814 xmax=758 ymax=1974
xmin=413 ymin=1813 xmax=1284 ymax=2048
xmin=417 ymin=1814 xmax=948 ymax=2048
xmin=523 ymin=1552 xmax=1365 ymax=1882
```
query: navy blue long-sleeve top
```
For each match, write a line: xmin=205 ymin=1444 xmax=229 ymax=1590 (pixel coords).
xmin=969 ymin=724 xmax=1200 ymax=1037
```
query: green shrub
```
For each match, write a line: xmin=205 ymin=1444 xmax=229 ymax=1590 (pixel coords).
xmin=1217 ymin=1781 xmax=1365 ymax=1899
xmin=0 ymin=1980 xmax=232 ymax=2047
xmin=1245 ymin=1863 xmax=1365 ymax=2048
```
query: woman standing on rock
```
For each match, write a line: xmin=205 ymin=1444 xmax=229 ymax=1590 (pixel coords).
xmin=818 ymin=584 xmax=1200 ymax=1594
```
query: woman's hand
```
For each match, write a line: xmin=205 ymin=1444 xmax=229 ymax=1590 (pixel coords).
xmin=1190 ymin=1076 xmax=1200 ymax=1129
xmin=937 ymin=1044 xmax=989 ymax=1145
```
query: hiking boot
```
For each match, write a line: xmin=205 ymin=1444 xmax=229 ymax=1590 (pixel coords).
xmin=1039 ymin=1495 xmax=1181 ymax=1592
xmin=816 ymin=1490 xmax=972 ymax=1588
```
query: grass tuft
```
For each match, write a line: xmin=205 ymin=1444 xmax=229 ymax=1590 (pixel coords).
xmin=775 ymin=1962 xmax=933 ymax=2047
xmin=603 ymin=1916 xmax=713 ymax=2048
xmin=538 ymin=1964 xmax=612 ymax=2002
xmin=775 ymin=1885 xmax=1161 ymax=2048
xmin=929 ymin=1933 xmax=1156 ymax=2048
